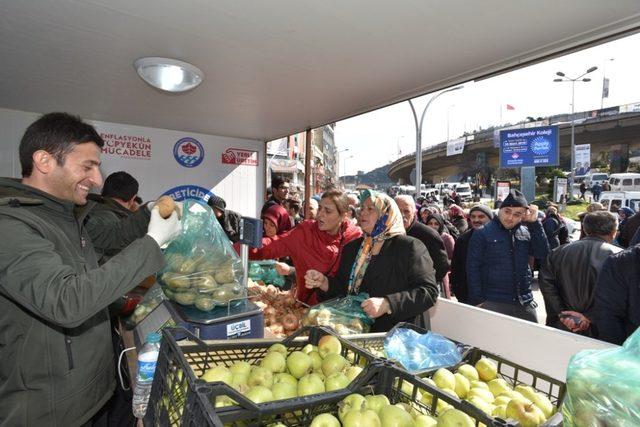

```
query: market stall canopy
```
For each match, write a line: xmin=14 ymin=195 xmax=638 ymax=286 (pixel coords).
xmin=1 ymin=1 xmax=640 ymax=141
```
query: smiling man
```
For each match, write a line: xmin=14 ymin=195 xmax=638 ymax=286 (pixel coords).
xmin=0 ymin=113 xmax=180 ymax=426
xmin=466 ymin=190 xmax=549 ymax=322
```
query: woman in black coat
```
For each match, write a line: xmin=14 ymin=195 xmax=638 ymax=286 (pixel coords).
xmin=305 ymin=190 xmax=438 ymax=332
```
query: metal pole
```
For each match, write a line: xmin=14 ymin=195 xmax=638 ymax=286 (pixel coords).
xmin=570 ymin=80 xmax=576 ymax=199
xmin=304 ymin=129 xmax=312 ymax=219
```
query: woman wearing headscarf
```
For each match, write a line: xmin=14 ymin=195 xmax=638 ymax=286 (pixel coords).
xmin=448 ymin=204 xmax=468 ymax=235
xmin=305 ymin=190 xmax=438 ymax=332
xmin=262 ymin=204 xmax=292 ymax=237
xmin=249 ymin=189 xmax=362 ymax=305
xmin=426 ymin=212 xmax=455 ymax=298
xmin=616 ymin=207 xmax=635 ymax=246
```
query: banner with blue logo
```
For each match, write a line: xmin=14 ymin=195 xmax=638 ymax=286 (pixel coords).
xmin=499 ymin=125 xmax=559 ymax=168
xmin=162 ymin=185 xmax=214 ymax=202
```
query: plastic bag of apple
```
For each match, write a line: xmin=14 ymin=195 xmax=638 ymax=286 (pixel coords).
xmin=301 ymin=294 xmax=374 ymax=335
xmin=247 ymin=279 xmax=307 ymax=337
xmin=562 ymin=327 xmax=640 ymax=426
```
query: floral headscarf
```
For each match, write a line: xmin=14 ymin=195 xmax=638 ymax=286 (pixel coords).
xmin=347 ymin=190 xmax=405 ymax=294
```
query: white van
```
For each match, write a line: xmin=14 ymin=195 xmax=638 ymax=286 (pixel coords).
xmin=608 ymin=173 xmax=640 ymax=191
xmin=584 ymin=172 xmax=609 ymax=188
xmin=453 ymin=183 xmax=472 ymax=201
xmin=599 ymin=191 xmax=640 ymax=214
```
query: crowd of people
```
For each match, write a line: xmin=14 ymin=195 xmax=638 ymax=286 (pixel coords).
xmin=253 ymin=178 xmax=639 ymax=347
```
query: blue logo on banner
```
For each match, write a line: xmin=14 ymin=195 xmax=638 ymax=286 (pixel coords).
xmin=530 ymin=136 xmax=551 ymax=156
xmin=173 ymin=137 xmax=204 ymax=168
xmin=163 ymin=185 xmax=214 ymax=202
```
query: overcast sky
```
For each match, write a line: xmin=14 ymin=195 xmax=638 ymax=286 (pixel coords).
xmin=334 ymin=33 xmax=640 ymax=176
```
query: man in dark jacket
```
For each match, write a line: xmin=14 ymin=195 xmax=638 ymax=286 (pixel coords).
xmin=450 ymin=205 xmax=493 ymax=304
xmin=539 ymin=211 xmax=621 ymax=337
xmin=594 ymin=246 xmax=640 ymax=345
xmin=617 ymin=210 xmax=640 ymax=248
xmin=0 ymin=113 xmax=180 ymax=426
xmin=395 ymin=195 xmax=450 ymax=282
xmin=542 ymin=205 xmax=567 ymax=249
xmin=207 ymin=194 xmax=242 ymax=243
xmin=467 ymin=189 xmax=550 ymax=322
xmin=261 ymin=176 xmax=290 ymax=214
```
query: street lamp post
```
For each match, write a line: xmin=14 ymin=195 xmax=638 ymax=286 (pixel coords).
xmin=409 ymin=86 xmax=463 ymax=200
xmin=553 ymin=66 xmax=597 ymax=198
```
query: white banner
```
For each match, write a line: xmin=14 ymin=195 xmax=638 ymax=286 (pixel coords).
xmin=574 ymin=144 xmax=591 ymax=176
xmin=446 ymin=137 xmax=465 ymax=156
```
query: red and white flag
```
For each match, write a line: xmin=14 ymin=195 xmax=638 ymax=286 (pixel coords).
xmin=506 ymin=104 xmax=515 ymax=111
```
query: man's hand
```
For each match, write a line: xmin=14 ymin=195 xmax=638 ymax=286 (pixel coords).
xmin=361 ymin=297 xmax=391 ymax=319
xmin=304 ymin=269 xmax=328 ymax=292
xmin=275 ymin=262 xmax=291 ymax=276
xmin=559 ymin=310 xmax=590 ymax=333
xmin=146 ymin=207 xmax=181 ymax=247
xmin=523 ymin=205 xmax=539 ymax=223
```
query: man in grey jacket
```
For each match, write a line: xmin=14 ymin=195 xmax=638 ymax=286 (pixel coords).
xmin=539 ymin=211 xmax=621 ymax=336
xmin=0 ymin=113 xmax=181 ymax=426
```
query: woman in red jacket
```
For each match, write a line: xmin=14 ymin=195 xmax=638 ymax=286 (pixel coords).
xmin=250 ymin=189 xmax=362 ymax=305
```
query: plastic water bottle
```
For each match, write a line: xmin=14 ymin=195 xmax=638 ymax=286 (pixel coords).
xmin=132 ymin=332 xmax=162 ymax=418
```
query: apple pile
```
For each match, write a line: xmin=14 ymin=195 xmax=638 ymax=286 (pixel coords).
xmin=308 ymin=393 xmax=475 ymax=427
xmin=248 ymin=280 xmax=306 ymax=338
xmin=199 ymin=335 xmax=366 ymax=408
xmin=417 ymin=358 xmax=556 ymax=426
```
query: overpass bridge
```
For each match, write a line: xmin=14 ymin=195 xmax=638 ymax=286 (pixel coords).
xmin=387 ymin=104 xmax=640 ymax=184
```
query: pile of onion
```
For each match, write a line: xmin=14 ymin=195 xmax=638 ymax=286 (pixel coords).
xmin=248 ymin=280 xmax=306 ymax=338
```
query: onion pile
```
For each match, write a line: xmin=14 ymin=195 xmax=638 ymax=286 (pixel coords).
xmin=248 ymin=280 xmax=306 ymax=338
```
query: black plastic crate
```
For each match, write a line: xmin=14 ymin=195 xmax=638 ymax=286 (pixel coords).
xmin=194 ymin=363 xmax=501 ymax=426
xmin=145 ymin=326 xmax=380 ymax=426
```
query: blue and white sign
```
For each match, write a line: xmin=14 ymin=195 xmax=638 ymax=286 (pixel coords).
xmin=499 ymin=125 xmax=559 ymax=168
xmin=173 ymin=137 xmax=204 ymax=167
xmin=163 ymin=185 xmax=214 ymax=202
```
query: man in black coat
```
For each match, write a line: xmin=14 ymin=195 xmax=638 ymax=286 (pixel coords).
xmin=594 ymin=245 xmax=640 ymax=345
xmin=207 ymin=195 xmax=242 ymax=243
xmin=395 ymin=195 xmax=450 ymax=282
xmin=449 ymin=205 xmax=493 ymax=304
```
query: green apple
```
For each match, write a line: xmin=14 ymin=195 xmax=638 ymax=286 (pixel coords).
xmin=415 ymin=414 xmax=438 ymax=427
xmin=440 ymin=388 xmax=458 ymax=399
xmin=365 ymin=394 xmax=391 ymax=415
xmin=509 ymin=391 xmax=531 ymax=403
xmin=286 ymin=351 xmax=313 ymax=379
xmin=466 ymin=396 xmax=494 ymax=415
xmin=312 ymin=369 xmax=326 ymax=382
xmin=318 ymin=335 xmax=342 ymax=358
xmin=420 ymin=393 xmax=450 ymax=414
xmin=453 ymin=373 xmax=470 ymax=398
xmin=325 ymin=372 xmax=350 ymax=392
xmin=268 ymin=343 xmax=287 ymax=355
xmin=378 ymin=404 xmax=415 ymax=427
xmin=322 ymin=353 xmax=348 ymax=376
xmin=492 ymin=404 xmax=507 ymax=418
xmin=493 ymin=395 xmax=511 ymax=406
xmin=273 ymin=372 xmax=298 ymax=386
xmin=514 ymin=385 xmax=554 ymax=418
xmin=214 ymin=395 xmax=236 ymax=408
xmin=456 ymin=364 xmax=479 ymax=382
xmin=261 ymin=351 xmax=287 ymax=373
xmin=342 ymin=407 xmax=382 ymax=427
xmin=245 ymin=385 xmax=274 ymax=403
xmin=505 ymin=398 xmax=545 ymax=427
xmin=247 ymin=366 xmax=273 ymax=388
xmin=297 ymin=373 xmax=325 ymax=396
xmin=272 ymin=381 xmax=298 ymax=400
xmin=436 ymin=408 xmax=474 ymax=427
xmin=231 ymin=372 xmax=249 ymax=391
xmin=302 ymin=343 xmax=317 ymax=354
xmin=309 ymin=350 xmax=323 ymax=370
xmin=468 ymin=387 xmax=494 ymax=403
xmin=229 ymin=361 xmax=252 ymax=376
xmin=310 ymin=413 xmax=341 ymax=427
xmin=345 ymin=366 xmax=363 ymax=382
xmin=469 ymin=380 xmax=489 ymax=391
xmin=432 ymin=368 xmax=456 ymax=390
xmin=488 ymin=378 xmax=511 ymax=398
xmin=475 ymin=358 xmax=498 ymax=382
xmin=201 ymin=365 xmax=233 ymax=385
xmin=339 ymin=393 xmax=366 ymax=422
xmin=398 ymin=379 xmax=423 ymax=400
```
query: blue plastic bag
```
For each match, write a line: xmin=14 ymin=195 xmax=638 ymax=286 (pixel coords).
xmin=384 ymin=327 xmax=463 ymax=372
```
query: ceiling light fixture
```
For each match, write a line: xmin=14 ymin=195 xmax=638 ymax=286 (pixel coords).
xmin=134 ymin=57 xmax=204 ymax=93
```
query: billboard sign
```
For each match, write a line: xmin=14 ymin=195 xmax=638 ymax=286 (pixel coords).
xmin=499 ymin=125 xmax=559 ymax=168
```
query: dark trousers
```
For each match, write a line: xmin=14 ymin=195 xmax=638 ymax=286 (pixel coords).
xmin=482 ymin=300 xmax=538 ymax=323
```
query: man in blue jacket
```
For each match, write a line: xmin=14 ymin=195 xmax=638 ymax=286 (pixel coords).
xmin=467 ymin=189 xmax=550 ymax=322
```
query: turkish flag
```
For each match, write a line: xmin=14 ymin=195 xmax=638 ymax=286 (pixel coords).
xmin=506 ymin=104 xmax=515 ymax=111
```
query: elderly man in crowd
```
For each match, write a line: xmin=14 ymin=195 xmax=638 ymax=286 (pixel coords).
xmin=450 ymin=205 xmax=493 ymax=304
xmin=467 ymin=190 xmax=549 ymax=322
xmin=395 ymin=195 xmax=450 ymax=284
xmin=539 ymin=211 xmax=621 ymax=336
